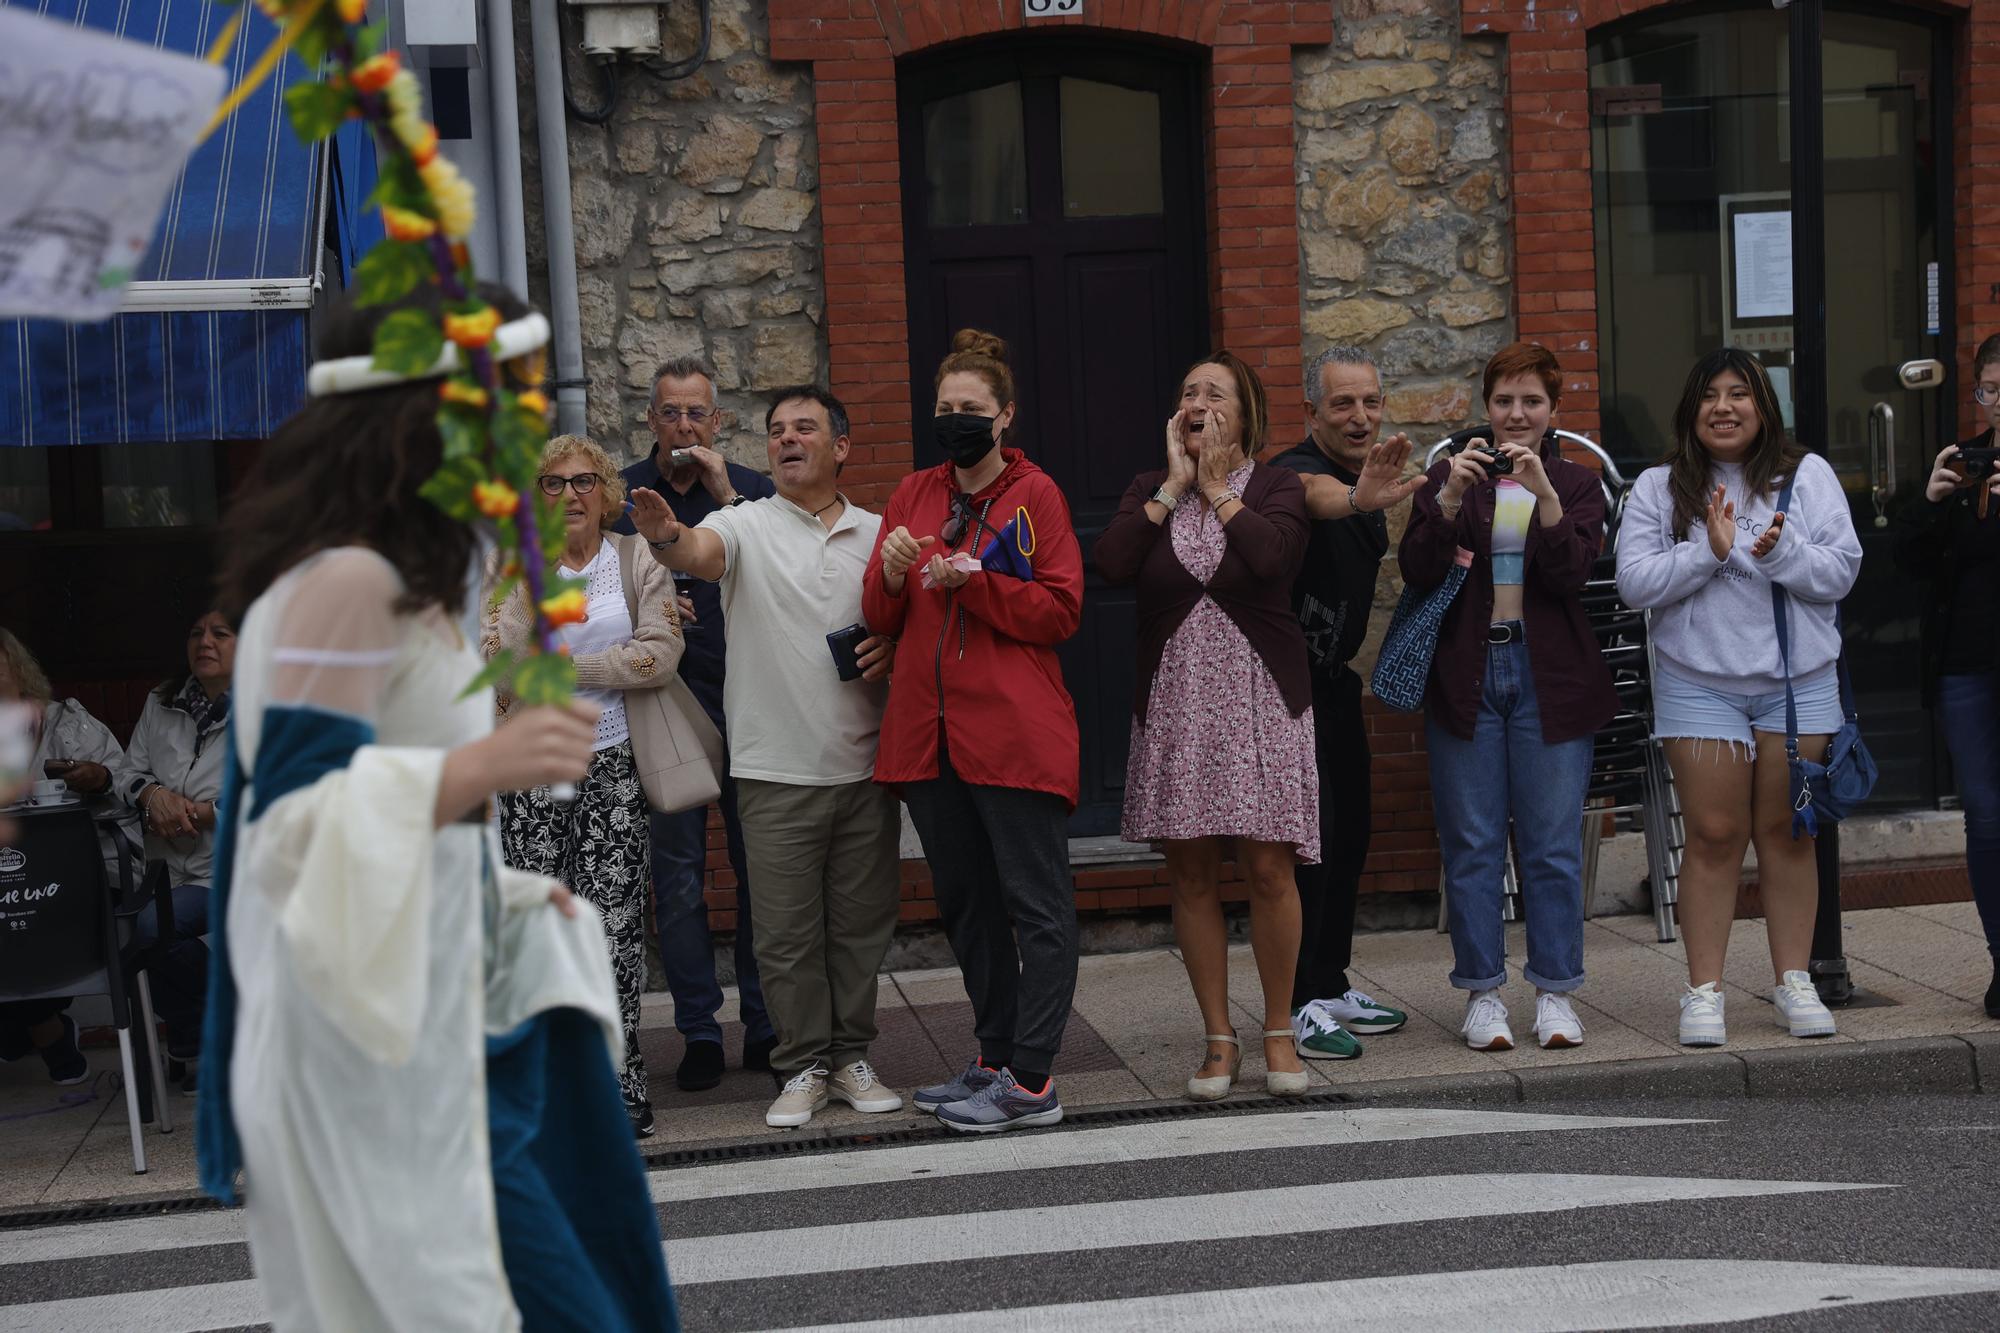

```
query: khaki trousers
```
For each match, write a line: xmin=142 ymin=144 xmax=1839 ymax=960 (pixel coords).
xmin=734 ymin=777 xmax=901 ymax=1075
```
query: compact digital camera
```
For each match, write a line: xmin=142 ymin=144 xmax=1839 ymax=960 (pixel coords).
xmin=1443 ymin=426 xmax=1513 ymax=476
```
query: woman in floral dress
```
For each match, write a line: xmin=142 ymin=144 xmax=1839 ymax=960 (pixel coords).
xmin=1097 ymin=352 xmax=1318 ymax=1100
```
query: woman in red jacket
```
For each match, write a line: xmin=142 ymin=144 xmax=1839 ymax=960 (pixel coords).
xmin=862 ymin=328 xmax=1085 ymax=1134
xmin=1096 ymin=351 xmax=1316 ymax=1102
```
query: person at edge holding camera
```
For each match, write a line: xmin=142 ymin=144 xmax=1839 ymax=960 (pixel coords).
xmin=1894 ymin=333 xmax=2000 ymax=1019
xmin=631 ymin=385 xmax=906 ymax=1132
xmin=862 ymin=329 xmax=1085 ymax=1133
xmin=1616 ymin=349 xmax=1861 ymax=1046
xmin=1399 ymin=342 xmax=1618 ymax=1053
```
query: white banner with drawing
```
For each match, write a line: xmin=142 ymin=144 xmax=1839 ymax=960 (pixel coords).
xmin=0 ymin=7 xmax=224 ymax=322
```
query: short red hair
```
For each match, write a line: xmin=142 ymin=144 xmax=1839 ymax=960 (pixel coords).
xmin=1481 ymin=341 xmax=1562 ymax=405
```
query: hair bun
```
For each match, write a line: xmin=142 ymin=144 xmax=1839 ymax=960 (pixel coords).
xmin=950 ymin=328 xmax=1009 ymax=364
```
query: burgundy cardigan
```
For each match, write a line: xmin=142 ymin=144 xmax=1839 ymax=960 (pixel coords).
xmin=1396 ymin=437 xmax=1619 ymax=744
xmin=1095 ymin=463 xmax=1312 ymax=723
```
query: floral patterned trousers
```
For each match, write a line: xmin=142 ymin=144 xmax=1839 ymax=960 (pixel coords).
xmin=499 ymin=741 xmax=652 ymax=1107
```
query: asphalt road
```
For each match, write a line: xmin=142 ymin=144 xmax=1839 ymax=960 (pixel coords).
xmin=2 ymin=1091 xmax=1997 ymax=1330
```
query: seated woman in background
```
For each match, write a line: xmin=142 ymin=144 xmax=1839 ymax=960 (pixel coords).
xmin=115 ymin=609 xmax=235 ymax=1087
xmin=1399 ymin=342 xmax=1618 ymax=1054
xmin=1896 ymin=333 xmax=2000 ymax=1020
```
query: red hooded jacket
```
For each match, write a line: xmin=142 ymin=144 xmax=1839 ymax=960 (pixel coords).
xmin=862 ymin=450 xmax=1083 ymax=807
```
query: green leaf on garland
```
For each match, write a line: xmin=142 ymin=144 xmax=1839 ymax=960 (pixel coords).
xmin=489 ymin=397 xmax=546 ymax=474
xmin=438 ymin=405 xmax=484 ymax=461
xmin=417 ymin=456 xmax=484 ymax=522
xmin=458 ymin=648 xmax=518 ymax=702
xmin=283 ymin=81 xmax=349 ymax=146
xmin=290 ymin=15 xmax=335 ymax=70
xmin=365 ymin=159 xmax=427 ymax=214
xmin=511 ymin=650 xmax=578 ymax=707
xmin=353 ymin=240 xmax=432 ymax=309
xmin=354 ymin=19 xmax=390 ymax=61
xmin=372 ymin=308 xmax=444 ymax=377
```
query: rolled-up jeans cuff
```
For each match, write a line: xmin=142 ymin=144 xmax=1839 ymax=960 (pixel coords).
xmin=1448 ymin=967 xmax=1508 ymax=993
xmin=1524 ymin=967 xmax=1584 ymax=994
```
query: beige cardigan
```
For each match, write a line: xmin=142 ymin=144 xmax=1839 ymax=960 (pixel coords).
xmin=484 ymin=533 xmax=684 ymax=712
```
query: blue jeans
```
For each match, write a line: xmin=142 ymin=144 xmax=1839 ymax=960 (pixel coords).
xmin=1940 ymin=672 xmax=2000 ymax=960
xmin=1426 ymin=635 xmax=1593 ymax=993
xmin=130 ymin=882 xmax=210 ymax=1055
xmin=651 ymin=767 xmax=773 ymax=1046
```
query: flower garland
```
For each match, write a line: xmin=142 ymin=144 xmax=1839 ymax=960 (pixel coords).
xmin=255 ymin=0 xmax=582 ymax=705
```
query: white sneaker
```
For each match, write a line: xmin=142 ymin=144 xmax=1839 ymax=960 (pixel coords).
xmin=828 ymin=1059 xmax=904 ymax=1113
xmin=1461 ymin=989 xmax=1513 ymax=1051
xmin=1679 ymin=982 xmax=1727 ymax=1046
xmin=765 ymin=1065 xmax=829 ymax=1128
xmin=1772 ymin=970 xmax=1837 ymax=1038
xmin=1534 ymin=992 xmax=1585 ymax=1049
xmin=1315 ymin=989 xmax=1409 ymax=1035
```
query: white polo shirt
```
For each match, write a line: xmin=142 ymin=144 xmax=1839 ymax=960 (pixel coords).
xmin=700 ymin=493 xmax=886 ymax=785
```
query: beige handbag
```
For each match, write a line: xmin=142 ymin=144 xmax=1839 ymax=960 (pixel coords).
xmin=615 ymin=535 xmax=724 ymax=813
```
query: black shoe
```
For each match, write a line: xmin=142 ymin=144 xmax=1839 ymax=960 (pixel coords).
xmin=741 ymin=1033 xmax=777 ymax=1074
xmin=676 ymin=1040 xmax=725 ymax=1091
xmin=627 ymin=1098 xmax=655 ymax=1139
xmin=39 ymin=1014 xmax=87 ymax=1086
xmin=1985 ymin=965 xmax=1999 ymax=1020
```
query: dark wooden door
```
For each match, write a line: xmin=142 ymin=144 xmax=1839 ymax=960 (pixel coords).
xmin=900 ymin=40 xmax=1208 ymax=834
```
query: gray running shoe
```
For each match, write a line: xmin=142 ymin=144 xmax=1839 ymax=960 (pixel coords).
xmin=914 ymin=1059 xmax=999 ymax=1112
xmin=935 ymin=1070 xmax=1062 ymax=1134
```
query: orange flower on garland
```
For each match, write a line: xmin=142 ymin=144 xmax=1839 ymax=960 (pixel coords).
xmin=336 ymin=0 xmax=367 ymax=22
xmin=516 ymin=390 xmax=550 ymax=417
xmin=443 ymin=306 xmax=501 ymax=349
xmin=381 ymin=205 xmax=436 ymax=242
xmin=539 ymin=589 xmax=589 ymax=628
xmin=350 ymin=51 xmax=400 ymax=95
xmin=440 ymin=380 xmax=489 ymax=410
xmin=472 ymin=479 xmax=519 ymax=520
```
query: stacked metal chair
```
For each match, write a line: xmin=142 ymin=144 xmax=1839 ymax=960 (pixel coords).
xmin=1422 ymin=430 xmax=1685 ymax=942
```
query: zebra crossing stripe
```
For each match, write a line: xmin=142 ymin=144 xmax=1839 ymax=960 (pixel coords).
xmin=665 ymin=1172 xmax=1879 ymax=1286
xmin=767 ymin=1259 xmax=2000 ymax=1333
xmin=0 ymin=1279 xmax=264 ymax=1333
xmin=648 ymin=1107 xmax=1700 ymax=1203
xmin=0 ymin=1109 xmax=1696 ymax=1265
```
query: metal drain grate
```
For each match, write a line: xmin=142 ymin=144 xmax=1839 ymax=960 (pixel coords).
xmin=0 ymin=1191 xmax=226 ymax=1231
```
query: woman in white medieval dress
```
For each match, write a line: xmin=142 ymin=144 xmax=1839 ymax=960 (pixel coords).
xmin=202 ymin=288 xmax=678 ymax=1332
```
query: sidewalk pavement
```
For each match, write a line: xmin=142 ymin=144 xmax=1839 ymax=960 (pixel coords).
xmin=3 ymin=901 xmax=1995 ymax=1214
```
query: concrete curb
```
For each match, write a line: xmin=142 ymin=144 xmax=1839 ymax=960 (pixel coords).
xmin=1330 ymin=1032 xmax=1995 ymax=1105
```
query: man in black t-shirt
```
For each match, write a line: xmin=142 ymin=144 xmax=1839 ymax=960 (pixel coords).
xmin=1271 ymin=346 xmax=1426 ymax=1060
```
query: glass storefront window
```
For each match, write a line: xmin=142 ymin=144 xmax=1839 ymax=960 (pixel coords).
xmin=99 ymin=441 xmax=218 ymax=529
xmin=0 ymin=448 xmax=52 ymax=532
xmin=923 ymin=82 xmax=1029 ymax=227
xmin=1059 ymin=78 xmax=1164 ymax=217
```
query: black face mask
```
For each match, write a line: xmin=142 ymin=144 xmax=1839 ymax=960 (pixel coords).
xmin=932 ymin=413 xmax=999 ymax=469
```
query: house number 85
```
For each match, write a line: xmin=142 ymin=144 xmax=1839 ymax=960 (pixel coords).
xmin=1024 ymin=0 xmax=1084 ymax=17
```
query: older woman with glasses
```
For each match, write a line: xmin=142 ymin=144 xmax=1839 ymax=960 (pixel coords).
xmin=489 ymin=433 xmax=687 ymax=1138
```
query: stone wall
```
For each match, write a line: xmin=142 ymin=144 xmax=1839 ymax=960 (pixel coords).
xmin=520 ymin=0 xmax=830 ymax=470
xmin=1296 ymin=0 xmax=1513 ymax=671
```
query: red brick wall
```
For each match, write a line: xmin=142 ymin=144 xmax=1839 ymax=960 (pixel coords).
xmin=1954 ymin=0 xmax=1999 ymax=438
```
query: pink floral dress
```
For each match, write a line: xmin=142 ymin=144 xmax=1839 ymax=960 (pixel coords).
xmin=1121 ymin=464 xmax=1321 ymax=862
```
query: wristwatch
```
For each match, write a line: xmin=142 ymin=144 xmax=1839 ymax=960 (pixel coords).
xmin=1151 ymin=486 xmax=1181 ymax=512
xmin=1347 ymin=482 xmax=1368 ymax=514
xmin=724 ymin=493 xmax=749 ymax=507
xmin=648 ymin=531 xmax=680 ymax=549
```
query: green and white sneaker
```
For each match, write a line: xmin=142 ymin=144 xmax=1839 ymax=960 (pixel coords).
xmin=1316 ymin=988 xmax=1408 ymax=1035
xmin=1292 ymin=1000 xmax=1362 ymax=1060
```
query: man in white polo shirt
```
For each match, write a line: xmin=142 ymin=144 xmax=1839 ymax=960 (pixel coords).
xmin=630 ymin=384 xmax=905 ymax=1130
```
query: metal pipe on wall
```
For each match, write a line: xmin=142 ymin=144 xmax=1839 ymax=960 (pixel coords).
xmin=529 ymin=0 xmax=589 ymax=437
xmin=483 ymin=0 xmax=530 ymax=299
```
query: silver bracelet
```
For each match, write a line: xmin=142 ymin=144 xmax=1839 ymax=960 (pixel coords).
xmin=1347 ymin=483 xmax=1367 ymax=514
xmin=648 ymin=532 xmax=680 ymax=550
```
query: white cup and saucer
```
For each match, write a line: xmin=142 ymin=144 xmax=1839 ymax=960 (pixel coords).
xmin=26 ymin=779 xmax=73 ymax=807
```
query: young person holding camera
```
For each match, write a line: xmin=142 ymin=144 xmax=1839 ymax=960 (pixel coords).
xmin=1895 ymin=334 xmax=2000 ymax=1018
xmin=863 ymin=329 xmax=1085 ymax=1133
xmin=1399 ymin=343 xmax=1617 ymax=1053
xmin=1617 ymin=349 xmax=1861 ymax=1046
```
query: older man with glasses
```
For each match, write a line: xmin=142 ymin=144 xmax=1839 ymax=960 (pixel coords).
xmin=615 ymin=357 xmax=779 ymax=1092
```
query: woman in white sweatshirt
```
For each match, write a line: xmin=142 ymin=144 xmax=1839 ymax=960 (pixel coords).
xmin=1615 ymin=349 xmax=1862 ymax=1048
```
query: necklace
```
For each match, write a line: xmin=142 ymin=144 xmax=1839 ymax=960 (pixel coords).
xmin=810 ymin=495 xmax=841 ymax=520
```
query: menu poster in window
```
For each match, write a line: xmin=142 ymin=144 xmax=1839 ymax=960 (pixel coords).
xmin=0 ymin=7 xmax=224 ymax=322
xmin=1732 ymin=210 xmax=1794 ymax=322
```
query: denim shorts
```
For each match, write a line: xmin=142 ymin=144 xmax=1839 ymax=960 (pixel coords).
xmin=1652 ymin=661 xmax=1844 ymax=750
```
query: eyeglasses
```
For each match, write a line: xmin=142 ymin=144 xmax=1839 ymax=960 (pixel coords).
xmin=538 ymin=473 xmax=601 ymax=497
xmin=650 ymin=405 xmax=713 ymax=424
xmin=1976 ymin=384 xmax=2000 ymax=407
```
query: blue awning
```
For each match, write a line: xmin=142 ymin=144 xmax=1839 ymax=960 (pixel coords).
xmin=0 ymin=0 xmax=330 ymax=446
